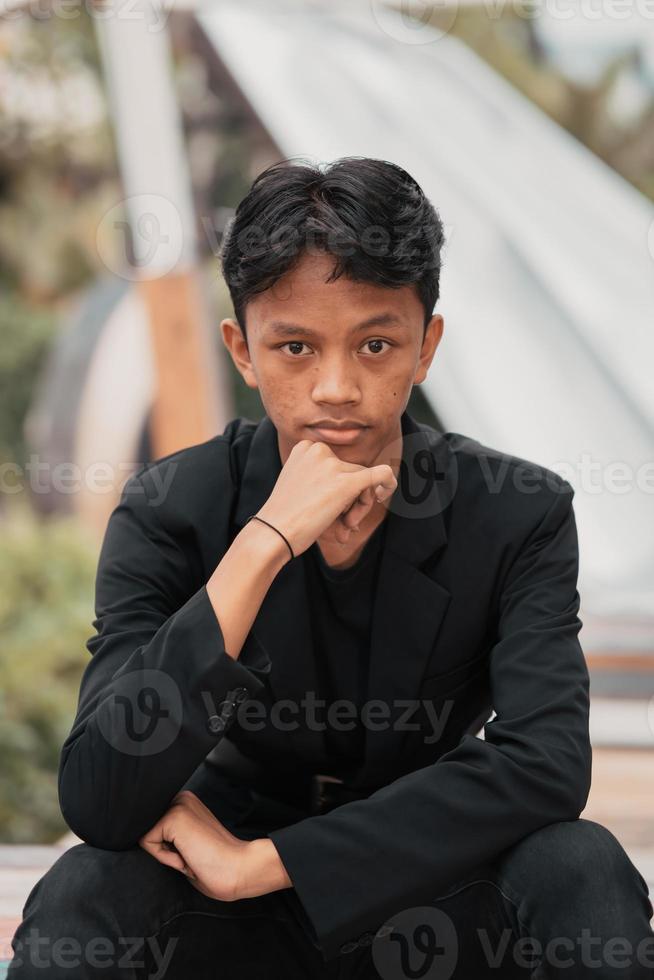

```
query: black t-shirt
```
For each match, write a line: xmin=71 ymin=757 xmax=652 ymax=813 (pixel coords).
xmin=302 ymin=518 xmax=387 ymax=778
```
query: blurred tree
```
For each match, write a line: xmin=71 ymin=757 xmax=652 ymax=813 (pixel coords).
xmin=426 ymin=8 xmax=654 ymax=205
xmin=0 ymin=9 xmax=117 ymax=299
xmin=0 ymin=294 xmax=55 ymax=480
xmin=0 ymin=503 xmax=96 ymax=843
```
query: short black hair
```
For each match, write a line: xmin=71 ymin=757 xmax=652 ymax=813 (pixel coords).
xmin=220 ymin=156 xmax=446 ymax=345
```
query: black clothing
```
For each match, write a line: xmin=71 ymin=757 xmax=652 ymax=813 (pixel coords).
xmin=303 ymin=519 xmax=387 ymax=774
xmin=39 ymin=408 xmax=646 ymax=961
xmin=8 ymin=818 xmax=654 ymax=977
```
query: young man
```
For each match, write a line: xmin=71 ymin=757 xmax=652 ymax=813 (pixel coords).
xmin=10 ymin=158 xmax=653 ymax=979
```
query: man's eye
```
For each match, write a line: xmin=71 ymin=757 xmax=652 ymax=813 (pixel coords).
xmin=362 ymin=339 xmax=391 ymax=354
xmin=278 ymin=339 xmax=392 ymax=356
xmin=280 ymin=342 xmax=310 ymax=356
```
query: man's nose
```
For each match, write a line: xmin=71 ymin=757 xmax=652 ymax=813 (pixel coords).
xmin=310 ymin=355 xmax=361 ymax=401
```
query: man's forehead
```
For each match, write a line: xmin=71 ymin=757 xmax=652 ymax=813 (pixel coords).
xmin=247 ymin=266 xmax=423 ymax=335
xmin=261 ymin=312 xmax=408 ymax=340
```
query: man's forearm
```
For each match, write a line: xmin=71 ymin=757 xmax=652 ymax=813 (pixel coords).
xmin=206 ymin=519 xmax=289 ymax=663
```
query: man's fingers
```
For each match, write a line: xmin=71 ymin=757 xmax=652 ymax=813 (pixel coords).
xmin=140 ymin=834 xmax=187 ymax=872
xmin=158 ymin=849 xmax=187 ymax=873
xmin=349 ymin=463 xmax=397 ymax=504
xmin=368 ymin=463 xmax=397 ymax=498
xmin=139 ymin=809 xmax=192 ymax=875
xmin=335 ymin=463 xmax=397 ymax=540
xmin=340 ymin=487 xmax=374 ymax=530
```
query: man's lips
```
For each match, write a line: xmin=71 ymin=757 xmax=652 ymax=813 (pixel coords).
xmin=307 ymin=424 xmax=369 ymax=443
xmin=307 ymin=421 xmax=368 ymax=429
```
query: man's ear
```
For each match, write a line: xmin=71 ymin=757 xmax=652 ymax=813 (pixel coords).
xmin=220 ymin=317 xmax=258 ymax=390
xmin=414 ymin=313 xmax=444 ymax=385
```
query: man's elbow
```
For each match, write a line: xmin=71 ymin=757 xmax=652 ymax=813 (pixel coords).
xmin=59 ymin=795 xmax=141 ymax=851
xmin=550 ymin=736 xmax=593 ymax=822
xmin=58 ymin=763 xmax=142 ymax=852
xmin=569 ymin=739 xmax=593 ymax=818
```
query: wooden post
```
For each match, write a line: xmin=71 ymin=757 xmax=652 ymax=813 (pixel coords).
xmin=138 ymin=269 xmax=221 ymax=458
xmin=93 ymin=0 xmax=227 ymax=461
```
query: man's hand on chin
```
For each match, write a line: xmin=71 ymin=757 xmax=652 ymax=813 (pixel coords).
xmin=138 ymin=790 xmax=292 ymax=901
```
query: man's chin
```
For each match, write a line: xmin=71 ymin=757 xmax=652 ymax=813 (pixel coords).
xmin=327 ymin=442 xmax=379 ymax=469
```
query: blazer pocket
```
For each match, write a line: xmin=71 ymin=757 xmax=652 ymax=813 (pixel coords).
xmin=419 ymin=650 xmax=488 ymax=700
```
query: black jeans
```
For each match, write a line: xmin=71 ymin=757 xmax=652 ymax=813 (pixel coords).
xmin=7 ymin=817 xmax=654 ymax=979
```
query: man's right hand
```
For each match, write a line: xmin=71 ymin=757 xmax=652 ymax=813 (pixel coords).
xmin=254 ymin=438 xmax=398 ymax=559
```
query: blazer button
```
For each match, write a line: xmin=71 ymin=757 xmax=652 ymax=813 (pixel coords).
xmin=206 ymin=714 xmax=226 ymax=735
xmin=339 ymin=941 xmax=358 ymax=954
xmin=232 ymin=686 xmax=249 ymax=704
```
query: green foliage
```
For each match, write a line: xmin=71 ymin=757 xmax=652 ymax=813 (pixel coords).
xmin=0 ymin=294 xmax=55 ymax=470
xmin=0 ymin=9 xmax=116 ymax=298
xmin=0 ymin=502 xmax=97 ymax=842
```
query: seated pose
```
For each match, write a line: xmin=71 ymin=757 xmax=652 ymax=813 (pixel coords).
xmin=9 ymin=157 xmax=653 ymax=979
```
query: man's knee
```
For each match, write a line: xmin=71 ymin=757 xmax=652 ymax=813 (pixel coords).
xmin=498 ymin=818 xmax=648 ymax=901
xmin=15 ymin=845 xmax=175 ymax=946
xmin=23 ymin=843 xmax=176 ymax=918
xmin=9 ymin=843 xmax=186 ymax=977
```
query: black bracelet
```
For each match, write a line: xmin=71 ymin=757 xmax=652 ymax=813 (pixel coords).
xmin=246 ymin=514 xmax=295 ymax=561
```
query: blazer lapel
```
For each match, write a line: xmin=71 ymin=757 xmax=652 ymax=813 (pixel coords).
xmin=231 ymin=411 xmax=453 ymax=777
xmin=354 ymin=411 xmax=452 ymax=787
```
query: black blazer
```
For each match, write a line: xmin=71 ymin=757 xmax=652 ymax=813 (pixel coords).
xmin=58 ymin=409 xmax=592 ymax=962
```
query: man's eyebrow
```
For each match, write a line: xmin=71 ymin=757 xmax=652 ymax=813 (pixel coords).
xmin=266 ymin=313 xmax=405 ymax=338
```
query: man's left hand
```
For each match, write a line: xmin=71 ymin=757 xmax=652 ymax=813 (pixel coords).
xmin=138 ymin=790 xmax=291 ymax=901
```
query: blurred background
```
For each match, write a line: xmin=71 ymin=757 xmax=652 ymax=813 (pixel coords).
xmin=0 ymin=0 xmax=653 ymax=962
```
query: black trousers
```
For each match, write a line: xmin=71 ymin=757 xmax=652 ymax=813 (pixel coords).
xmin=7 ymin=817 xmax=654 ymax=979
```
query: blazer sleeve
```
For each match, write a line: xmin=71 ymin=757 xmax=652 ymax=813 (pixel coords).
xmin=58 ymin=470 xmax=271 ymax=851
xmin=267 ymin=481 xmax=593 ymax=963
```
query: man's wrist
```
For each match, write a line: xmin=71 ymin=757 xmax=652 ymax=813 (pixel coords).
xmin=238 ymin=837 xmax=293 ymax=898
xmin=238 ymin=517 xmax=291 ymax=572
